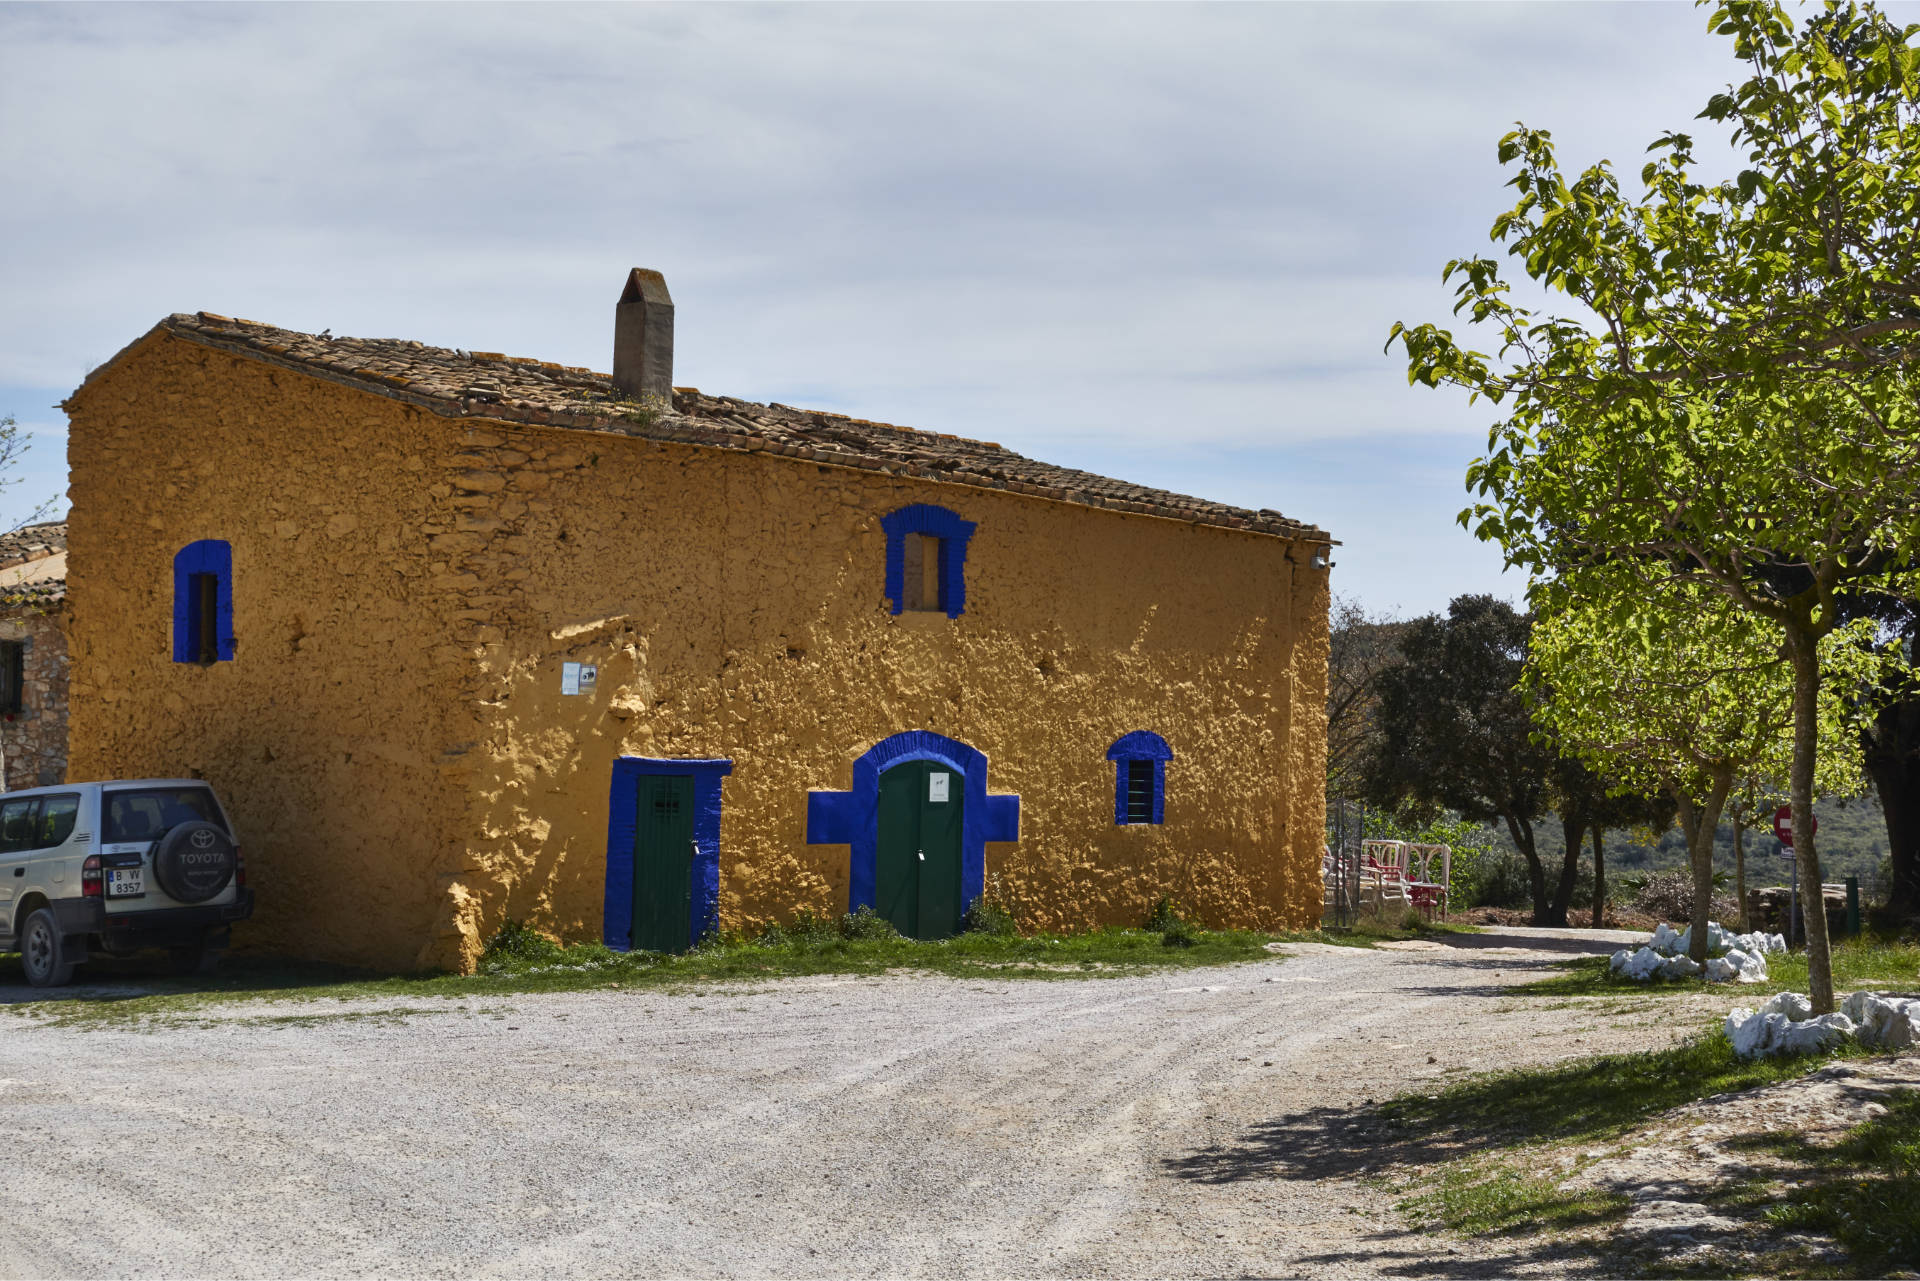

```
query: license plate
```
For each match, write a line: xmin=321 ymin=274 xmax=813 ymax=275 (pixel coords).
xmin=107 ymin=868 xmax=144 ymax=898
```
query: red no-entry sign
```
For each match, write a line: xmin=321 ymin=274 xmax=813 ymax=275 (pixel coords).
xmin=1774 ymin=805 xmax=1817 ymax=847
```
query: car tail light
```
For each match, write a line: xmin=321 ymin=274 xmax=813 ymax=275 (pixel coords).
xmin=82 ymin=855 xmax=102 ymax=898
xmin=234 ymin=847 xmax=246 ymax=889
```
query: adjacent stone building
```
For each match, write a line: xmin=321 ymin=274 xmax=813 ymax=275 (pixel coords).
xmin=0 ymin=522 xmax=69 ymax=792
xmin=61 ymin=271 xmax=1333 ymax=972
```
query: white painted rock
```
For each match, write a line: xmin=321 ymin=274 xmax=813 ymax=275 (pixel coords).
xmin=1611 ymin=945 xmax=1704 ymax=981
xmin=1840 ymin=991 xmax=1920 ymax=1050
xmin=1704 ymin=947 xmax=1768 ymax=984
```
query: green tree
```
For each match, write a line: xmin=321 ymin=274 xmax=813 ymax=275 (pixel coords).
xmin=1361 ymin=594 xmax=1596 ymax=925
xmin=1389 ymin=2 xmax=1920 ymax=1009
xmin=1325 ymin=595 xmax=1405 ymax=802
xmin=1530 ymin=592 xmax=1861 ymax=963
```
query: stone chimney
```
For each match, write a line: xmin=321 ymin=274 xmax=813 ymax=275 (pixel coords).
xmin=613 ymin=267 xmax=674 ymax=403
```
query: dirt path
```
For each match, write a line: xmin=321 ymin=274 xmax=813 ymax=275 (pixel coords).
xmin=0 ymin=927 xmax=1674 ymax=1278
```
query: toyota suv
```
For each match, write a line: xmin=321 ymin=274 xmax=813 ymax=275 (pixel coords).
xmin=0 ymin=779 xmax=253 ymax=987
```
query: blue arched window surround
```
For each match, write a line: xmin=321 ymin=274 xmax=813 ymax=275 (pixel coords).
xmin=1107 ymin=731 xmax=1172 ymax=826
xmin=881 ymin=504 xmax=977 ymax=618
xmin=805 ymin=730 xmax=1020 ymax=915
xmin=172 ymin=540 xmax=235 ymax=664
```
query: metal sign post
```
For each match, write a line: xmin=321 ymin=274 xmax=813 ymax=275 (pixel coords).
xmin=1773 ymin=806 xmax=1816 ymax=950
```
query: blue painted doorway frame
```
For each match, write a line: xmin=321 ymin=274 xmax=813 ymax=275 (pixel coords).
xmin=806 ymin=730 xmax=1020 ymax=916
xmin=603 ymin=757 xmax=733 ymax=950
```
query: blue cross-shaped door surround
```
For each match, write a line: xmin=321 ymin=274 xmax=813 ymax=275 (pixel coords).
xmin=805 ymin=730 xmax=1020 ymax=915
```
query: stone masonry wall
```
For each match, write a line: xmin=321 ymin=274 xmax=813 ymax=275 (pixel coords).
xmin=65 ymin=330 xmax=1329 ymax=973
xmin=0 ymin=607 xmax=68 ymax=791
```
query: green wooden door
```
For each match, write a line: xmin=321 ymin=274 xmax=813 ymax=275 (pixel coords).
xmin=875 ymin=761 xmax=965 ymax=940
xmin=632 ymin=774 xmax=695 ymax=952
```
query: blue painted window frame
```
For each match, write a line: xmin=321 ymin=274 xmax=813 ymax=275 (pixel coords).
xmin=805 ymin=730 xmax=1019 ymax=916
xmin=602 ymin=757 xmax=733 ymax=951
xmin=172 ymin=540 xmax=235 ymax=664
xmin=1106 ymin=731 xmax=1172 ymax=825
xmin=881 ymin=504 xmax=977 ymax=618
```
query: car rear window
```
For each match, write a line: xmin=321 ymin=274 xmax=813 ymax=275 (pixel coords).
xmin=104 ymin=787 xmax=227 ymax=843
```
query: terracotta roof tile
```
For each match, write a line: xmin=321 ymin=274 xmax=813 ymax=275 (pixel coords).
xmin=101 ymin=315 xmax=1328 ymax=543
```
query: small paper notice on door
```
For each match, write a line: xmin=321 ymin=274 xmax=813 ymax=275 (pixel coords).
xmin=561 ymin=662 xmax=581 ymax=695
xmin=928 ymin=771 xmax=950 ymax=803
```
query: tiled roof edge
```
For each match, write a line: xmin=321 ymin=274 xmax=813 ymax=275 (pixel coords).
xmin=84 ymin=315 xmax=1331 ymax=545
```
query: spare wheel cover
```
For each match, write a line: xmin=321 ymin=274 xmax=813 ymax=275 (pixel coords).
xmin=154 ymin=821 xmax=235 ymax=904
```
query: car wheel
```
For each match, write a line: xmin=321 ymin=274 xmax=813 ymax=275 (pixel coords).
xmin=21 ymin=908 xmax=75 ymax=988
xmin=168 ymin=939 xmax=223 ymax=978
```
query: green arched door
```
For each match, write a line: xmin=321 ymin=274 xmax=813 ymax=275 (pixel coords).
xmin=875 ymin=760 xmax=965 ymax=939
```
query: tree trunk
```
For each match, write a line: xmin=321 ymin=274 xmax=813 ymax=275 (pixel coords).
xmin=1549 ymin=815 xmax=1584 ymax=927
xmin=1785 ymin=625 xmax=1836 ymax=1013
xmin=1673 ymin=770 xmax=1734 ymax=966
xmin=1864 ymin=694 xmax=1920 ymax=922
xmin=1591 ymin=826 xmax=1606 ymax=929
xmin=1507 ymin=813 xmax=1548 ymax=924
xmin=1732 ymin=802 xmax=1749 ymax=933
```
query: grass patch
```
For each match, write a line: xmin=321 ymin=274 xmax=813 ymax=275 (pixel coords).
xmin=1 ymin=907 xmax=1475 ymax=1029
xmin=1744 ymin=1090 xmax=1920 ymax=1278
xmin=1526 ymin=936 xmax=1920 ymax=1000
xmin=1381 ymin=1028 xmax=1871 ymax=1249
xmin=2 ymin=916 xmax=1272 ymax=1027
xmin=1378 ymin=1028 xmax=1865 ymax=1149
xmin=1409 ymin=1157 xmax=1631 ymax=1237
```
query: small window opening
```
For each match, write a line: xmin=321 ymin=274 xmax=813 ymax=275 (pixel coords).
xmin=901 ymin=533 xmax=945 ymax=612
xmin=189 ymin=573 xmax=220 ymax=665
xmin=1124 ymin=760 xmax=1155 ymax=824
xmin=173 ymin=539 xmax=233 ymax=664
xmin=0 ymin=641 xmax=22 ymax=714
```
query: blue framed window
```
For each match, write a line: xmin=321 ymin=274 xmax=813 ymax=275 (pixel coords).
xmin=1106 ymin=731 xmax=1171 ymax=825
xmin=172 ymin=540 xmax=234 ymax=664
xmin=881 ymin=504 xmax=976 ymax=618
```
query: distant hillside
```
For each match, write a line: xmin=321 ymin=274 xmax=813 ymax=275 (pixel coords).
xmin=1498 ymin=794 xmax=1891 ymax=898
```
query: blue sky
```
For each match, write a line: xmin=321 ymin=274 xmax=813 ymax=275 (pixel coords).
xmin=0 ymin=2 xmax=1841 ymax=616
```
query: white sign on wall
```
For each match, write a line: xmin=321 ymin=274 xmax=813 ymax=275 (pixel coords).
xmin=928 ymin=771 xmax=950 ymax=803
xmin=560 ymin=662 xmax=596 ymax=696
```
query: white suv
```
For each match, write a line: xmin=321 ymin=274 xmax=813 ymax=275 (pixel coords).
xmin=1 ymin=779 xmax=253 ymax=987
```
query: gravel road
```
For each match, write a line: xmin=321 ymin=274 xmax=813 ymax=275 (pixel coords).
xmin=0 ymin=926 xmax=1672 ymax=1279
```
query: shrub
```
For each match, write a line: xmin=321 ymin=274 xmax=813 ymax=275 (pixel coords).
xmin=1629 ymin=869 xmax=1738 ymax=924
xmin=480 ymin=919 xmax=565 ymax=969
xmin=1160 ymin=918 xmax=1200 ymax=948
xmin=757 ymin=908 xmax=839 ymax=947
xmin=837 ymin=905 xmax=900 ymax=941
xmin=961 ymin=897 xmax=1017 ymax=937
xmin=1461 ymin=847 xmax=1533 ymax=910
xmin=1143 ymin=896 xmax=1187 ymax=933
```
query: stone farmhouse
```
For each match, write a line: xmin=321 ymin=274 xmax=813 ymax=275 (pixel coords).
xmin=0 ymin=522 xmax=70 ymax=792
xmin=61 ymin=270 xmax=1333 ymax=972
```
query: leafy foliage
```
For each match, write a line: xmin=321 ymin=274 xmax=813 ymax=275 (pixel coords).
xmin=1359 ymin=594 xmax=1630 ymax=923
xmin=479 ymin=919 xmax=565 ymax=969
xmin=1388 ymin=1 xmax=1920 ymax=1008
xmin=1325 ymin=594 xmax=1407 ymax=799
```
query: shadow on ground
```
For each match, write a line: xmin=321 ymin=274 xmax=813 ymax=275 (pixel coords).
xmin=0 ymin=951 xmax=388 ymax=1006
xmin=1429 ymin=926 xmax=1638 ymax=957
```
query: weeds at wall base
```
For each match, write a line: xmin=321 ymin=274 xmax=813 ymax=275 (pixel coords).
xmin=2 ymin=914 xmax=1468 ymax=1028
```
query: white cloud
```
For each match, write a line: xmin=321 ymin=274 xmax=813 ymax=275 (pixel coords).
xmin=5 ymin=0 xmax=1883 ymax=610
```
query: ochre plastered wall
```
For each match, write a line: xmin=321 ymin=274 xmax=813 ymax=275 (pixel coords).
xmin=66 ymin=335 xmax=479 ymax=970
xmin=66 ymin=332 xmax=1329 ymax=973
